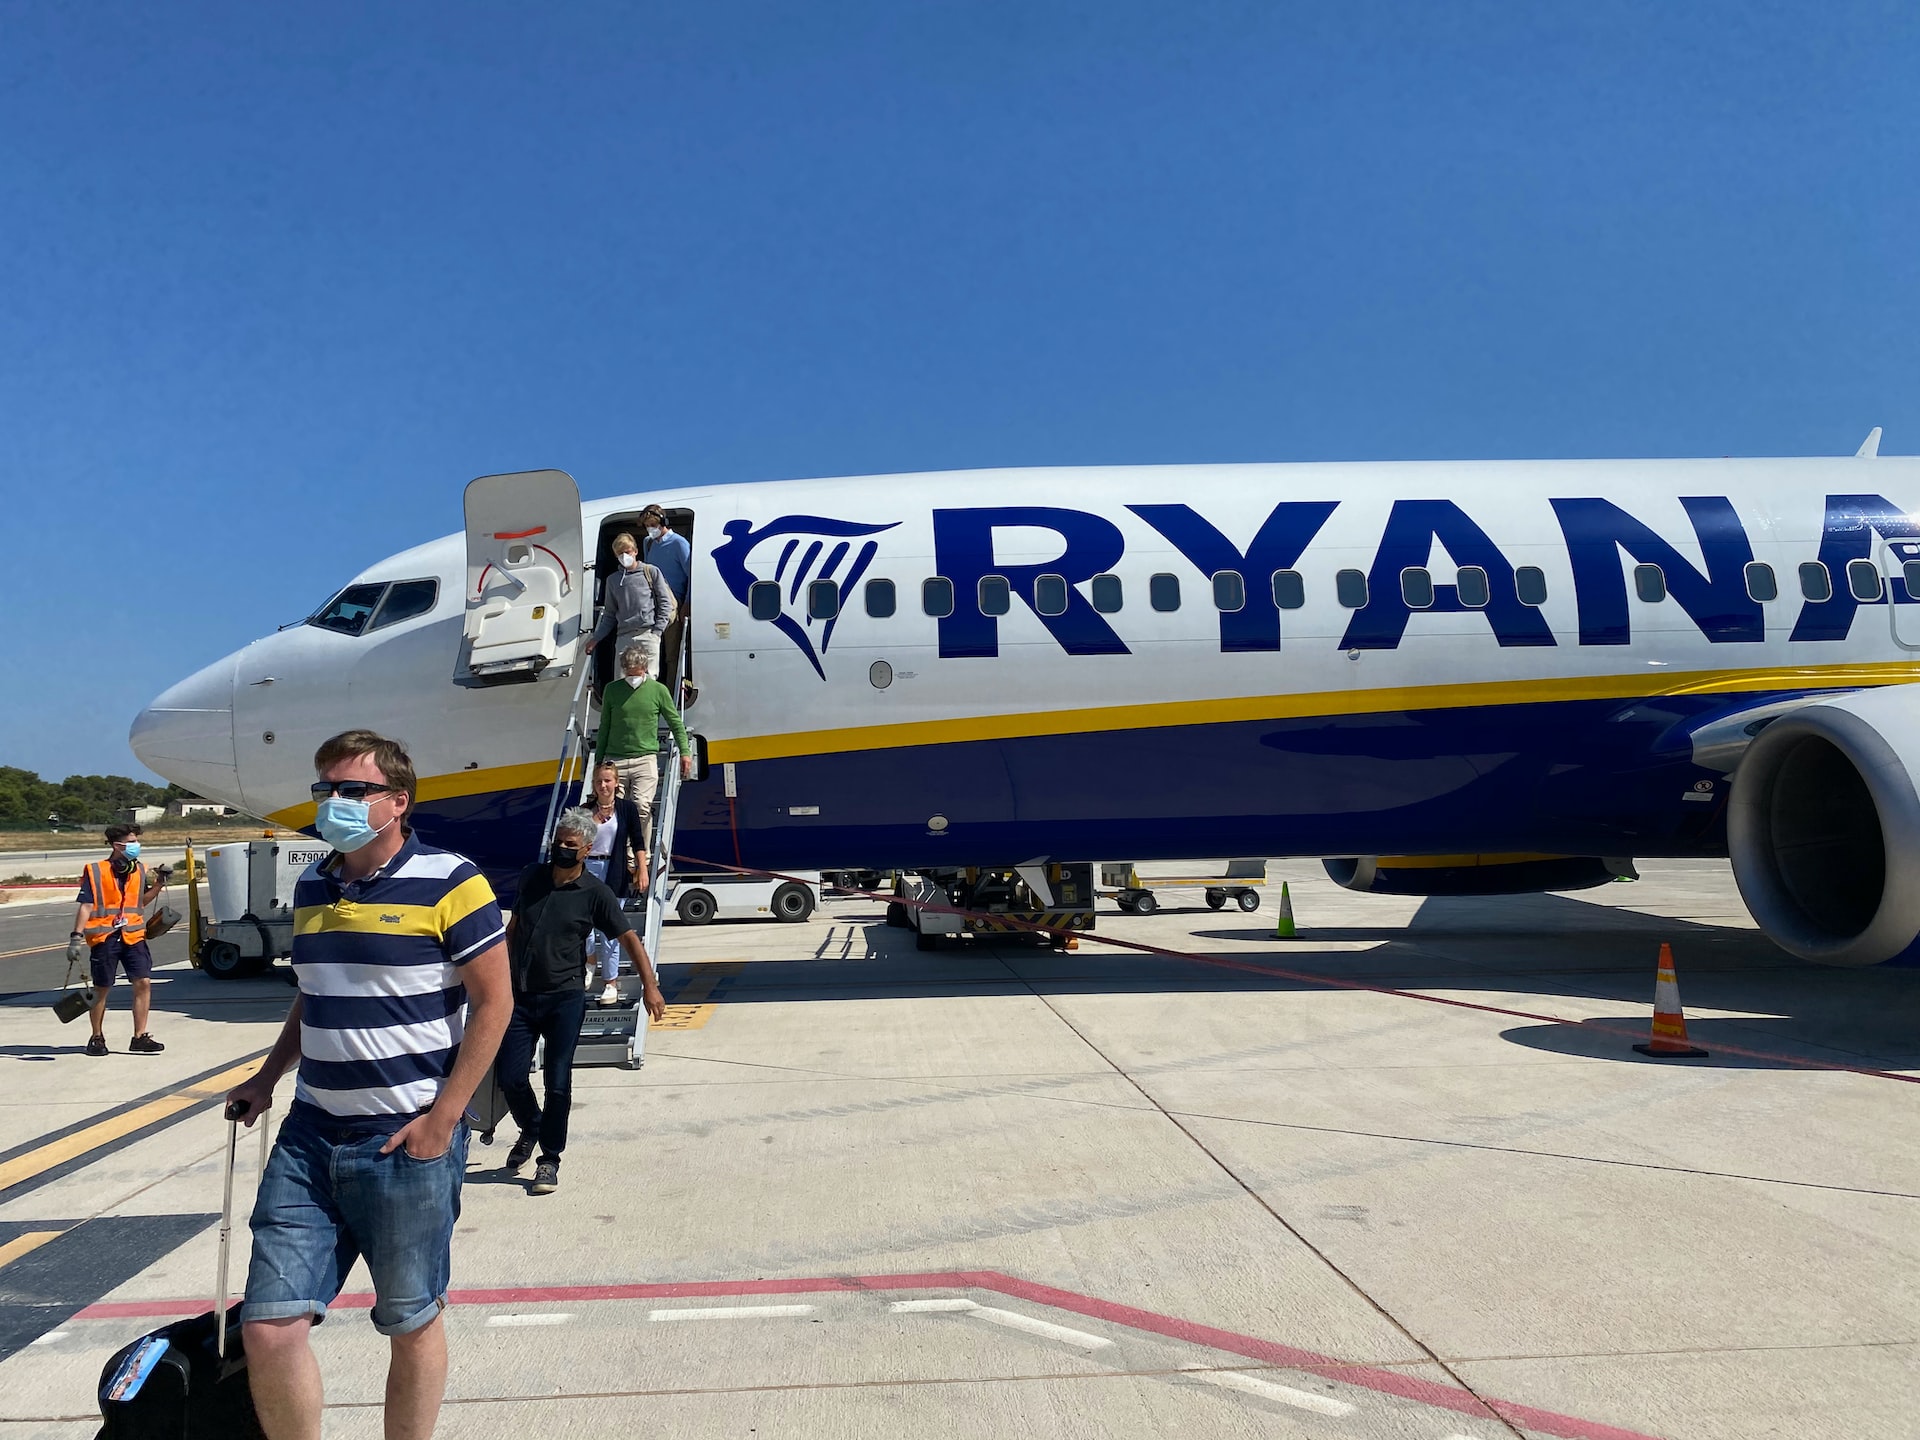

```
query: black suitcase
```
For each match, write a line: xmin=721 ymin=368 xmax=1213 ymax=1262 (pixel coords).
xmin=96 ymin=1106 xmax=269 ymax=1438
xmin=466 ymin=1057 xmax=515 ymax=1144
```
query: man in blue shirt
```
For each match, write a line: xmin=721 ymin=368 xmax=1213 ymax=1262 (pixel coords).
xmin=641 ymin=504 xmax=692 ymax=696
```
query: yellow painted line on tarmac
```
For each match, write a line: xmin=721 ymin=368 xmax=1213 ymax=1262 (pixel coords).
xmin=0 ymin=1057 xmax=265 ymax=1196
xmin=648 ymin=962 xmax=743 ymax=1032
xmin=0 ymin=943 xmax=64 ymax=961
xmin=0 ymin=1230 xmax=63 ymax=1269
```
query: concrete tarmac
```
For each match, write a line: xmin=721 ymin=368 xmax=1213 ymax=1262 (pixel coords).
xmin=0 ymin=859 xmax=1914 ymax=1438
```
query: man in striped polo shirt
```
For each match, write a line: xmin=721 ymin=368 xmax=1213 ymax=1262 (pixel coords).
xmin=225 ymin=730 xmax=512 ymax=1440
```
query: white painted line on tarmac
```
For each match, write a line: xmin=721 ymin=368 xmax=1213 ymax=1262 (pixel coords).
xmin=647 ymin=1304 xmax=817 ymax=1321
xmin=484 ymin=1313 xmax=575 ymax=1327
xmin=1201 ymin=1369 xmax=1357 ymax=1417
xmin=29 ymin=1331 xmax=67 ymax=1345
xmin=965 ymin=1305 xmax=1114 ymax=1350
xmin=889 ymin=1298 xmax=978 ymax=1313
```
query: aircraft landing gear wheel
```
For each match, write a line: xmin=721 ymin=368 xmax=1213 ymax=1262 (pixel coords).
xmin=1205 ymin=889 xmax=1226 ymax=910
xmin=1236 ymin=890 xmax=1261 ymax=913
xmin=203 ymin=940 xmax=246 ymax=980
xmin=772 ymin=882 xmax=814 ymax=922
xmin=676 ymin=889 xmax=717 ymax=925
xmin=1132 ymin=891 xmax=1158 ymax=916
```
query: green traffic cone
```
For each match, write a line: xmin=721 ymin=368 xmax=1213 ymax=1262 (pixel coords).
xmin=1272 ymin=881 xmax=1297 ymax=939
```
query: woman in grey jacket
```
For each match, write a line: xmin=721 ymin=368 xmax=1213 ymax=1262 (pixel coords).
xmin=585 ymin=531 xmax=676 ymax=677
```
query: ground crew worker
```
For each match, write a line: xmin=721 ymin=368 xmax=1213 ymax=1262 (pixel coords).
xmin=640 ymin=504 xmax=692 ymax=696
xmin=584 ymin=531 xmax=674 ymax=682
xmin=68 ymin=823 xmax=169 ymax=1056
xmin=499 ymin=808 xmax=666 ymax=1194
xmin=594 ymin=644 xmax=694 ymax=846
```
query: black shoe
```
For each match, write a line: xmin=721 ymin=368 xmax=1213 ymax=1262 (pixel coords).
xmin=529 ymin=1160 xmax=559 ymax=1195
xmin=129 ymin=1033 xmax=164 ymax=1054
xmin=86 ymin=1035 xmax=108 ymax=1057
xmin=504 ymin=1134 xmax=536 ymax=1173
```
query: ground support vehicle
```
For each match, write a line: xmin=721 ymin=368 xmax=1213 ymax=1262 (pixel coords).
xmin=194 ymin=839 xmax=331 ymax=978
xmin=887 ymin=864 xmax=1096 ymax=951
xmin=669 ymin=870 xmax=820 ymax=926
xmin=1099 ymin=859 xmax=1266 ymax=915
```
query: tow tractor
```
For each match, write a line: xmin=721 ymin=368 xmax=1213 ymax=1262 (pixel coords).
xmin=1099 ymin=859 xmax=1266 ymax=915
xmin=887 ymin=863 xmax=1096 ymax=951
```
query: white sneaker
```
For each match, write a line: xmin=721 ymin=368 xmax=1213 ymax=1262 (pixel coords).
xmin=599 ymin=982 xmax=620 ymax=1005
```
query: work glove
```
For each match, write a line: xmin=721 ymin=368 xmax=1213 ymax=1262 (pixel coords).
xmin=66 ymin=933 xmax=86 ymax=965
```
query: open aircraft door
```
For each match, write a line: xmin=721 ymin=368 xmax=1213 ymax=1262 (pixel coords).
xmin=1881 ymin=538 xmax=1920 ymax=650
xmin=460 ymin=470 xmax=585 ymax=682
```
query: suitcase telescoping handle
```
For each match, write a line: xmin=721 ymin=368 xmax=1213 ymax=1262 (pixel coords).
xmin=218 ymin=1099 xmax=271 ymax=1359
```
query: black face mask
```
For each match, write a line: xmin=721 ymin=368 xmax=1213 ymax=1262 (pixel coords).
xmin=550 ymin=845 xmax=581 ymax=868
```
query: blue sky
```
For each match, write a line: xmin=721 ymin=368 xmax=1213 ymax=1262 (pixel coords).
xmin=2 ymin=1 xmax=1914 ymax=782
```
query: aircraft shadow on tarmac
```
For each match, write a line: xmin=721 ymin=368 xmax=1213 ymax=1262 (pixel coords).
xmin=730 ymin=892 xmax=1920 ymax=1074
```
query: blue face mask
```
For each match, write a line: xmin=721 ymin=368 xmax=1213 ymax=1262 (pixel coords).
xmin=314 ymin=797 xmax=392 ymax=853
xmin=122 ymin=841 xmax=141 ymax=861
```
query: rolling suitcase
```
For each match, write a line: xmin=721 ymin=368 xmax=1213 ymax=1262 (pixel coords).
xmin=96 ymin=1103 xmax=268 ymax=1438
xmin=466 ymin=1057 xmax=514 ymax=1145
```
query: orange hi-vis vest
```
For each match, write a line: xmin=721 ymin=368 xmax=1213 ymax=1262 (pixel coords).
xmin=82 ymin=859 xmax=147 ymax=948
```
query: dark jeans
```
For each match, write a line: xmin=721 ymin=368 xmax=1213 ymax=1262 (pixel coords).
xmin=497 ymin=989 xmax=588 ymax=1164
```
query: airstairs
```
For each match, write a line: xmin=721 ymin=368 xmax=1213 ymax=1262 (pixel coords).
xmin=533 ymin=633 xmax=691 ymax=1068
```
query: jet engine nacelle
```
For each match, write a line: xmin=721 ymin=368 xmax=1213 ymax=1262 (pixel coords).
xmin=1323 ymin=854 xmax=1635 ymax=897
xmin=1728 ymin=684 xmax=1920 ymax=966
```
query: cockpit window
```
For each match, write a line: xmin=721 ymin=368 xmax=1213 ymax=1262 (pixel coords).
xmin=369 ymin=579 xmax=439 ymax=632
xmin=307 ymin=583 xmax=387 ymax=637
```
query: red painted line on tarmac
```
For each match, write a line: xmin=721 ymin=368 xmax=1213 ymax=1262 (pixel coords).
xmin=77 ymin=1269 xmax=1662 ymax=1439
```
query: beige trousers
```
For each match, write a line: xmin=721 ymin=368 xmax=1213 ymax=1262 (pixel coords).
xmin=612 ymin=753 xmax=659 ymax=849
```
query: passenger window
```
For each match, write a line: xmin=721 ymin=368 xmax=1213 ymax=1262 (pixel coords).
xmin=1634 ymin=564 xmax=1667 ymax=603
xmin=1905 ymin=561 xmax=1920 ymax=598
xmin=1743 ymin=562 xmax=1778 ymax=603
xmin=1335 ymin=569 xmax=1368 ymax=609
xmin=1798 ymin=562 xmax=1832 ymax=602
xmin=1455 ymin=566 xmax=1489 ymax=608
xmin=807 ymin=579 xmax=840 ymax=620
xmin=1149 ymin=573 xmax=1181 ymax=612
xmin=1847 ymin=558 xmax=1883 ymax=601
xmin=922 ymin=577 xmax=955 ymax=618
xmin=1035 ymin=574 xmax=1069 ymax=617
xmin=865 ymin=578 xmax=897 ymax=618
xmin=1515 ymin=566 xmax=1548 ymax=607
xmin=748 ymin=581 xmax=782 ymax=621
xmin=1271 ymin=570 xmax=1305 ymax=610
xmin=368 ymin=579 xmax=438 ymax=632
xmin=1090 ymin=573 xmax=1123 ymax=614
xmin=1211 ymin=571 xmax=1246 ymax=612
xmin=1400 ymin=567 xmax=1434 ymax=609
xmin=979 ymin=575 xmax=1012 ymax=616
xmin=308 ymin=583 xmax=387 ymax=637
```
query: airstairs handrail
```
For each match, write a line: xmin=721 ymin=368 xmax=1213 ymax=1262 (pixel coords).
xmin=537 ymin=660 xmax=597 ymax=860
xmin=641 ymin=734 xmax=683 ymax=963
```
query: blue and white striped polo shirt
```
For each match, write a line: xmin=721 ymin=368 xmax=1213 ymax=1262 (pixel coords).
xmin=290 ymin=834 xmax=506 ymax=1131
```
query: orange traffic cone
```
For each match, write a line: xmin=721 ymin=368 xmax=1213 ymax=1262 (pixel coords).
xmin=1633 ymin=942 xmax=1708 ymax=1058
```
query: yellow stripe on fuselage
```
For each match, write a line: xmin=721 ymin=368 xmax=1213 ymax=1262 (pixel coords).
xmin=266 ymin=657 xmax=1920 ymax=825
xmin=705 ymin=659 xmax=1920 ymax=764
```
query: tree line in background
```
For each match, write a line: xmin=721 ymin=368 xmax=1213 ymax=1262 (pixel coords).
xmin=0 ymin=766 xmax=188 ymax=829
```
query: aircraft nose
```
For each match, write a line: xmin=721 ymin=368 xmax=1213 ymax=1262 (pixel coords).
xmin=130 ymin=654 xmax=241 ymax=807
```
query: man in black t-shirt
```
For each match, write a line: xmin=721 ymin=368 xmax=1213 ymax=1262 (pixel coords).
xmin=501 ymin=809 xmax=666 ymax=1194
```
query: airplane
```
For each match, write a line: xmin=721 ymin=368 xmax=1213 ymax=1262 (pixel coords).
xmin=131 ymin=439 xmax=1920 ymax=969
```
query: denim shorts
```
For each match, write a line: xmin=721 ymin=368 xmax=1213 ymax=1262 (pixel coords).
xmin=241 ymin=1106 xmax=469 ymax=1336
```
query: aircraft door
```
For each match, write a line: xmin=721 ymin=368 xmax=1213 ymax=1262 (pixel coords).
xmin=1882 ymin=539 xmax=1920 ymax=650
xmin=461 ymin=470 xmax=585 ymax=681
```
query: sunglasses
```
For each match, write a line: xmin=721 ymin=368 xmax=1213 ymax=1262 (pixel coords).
xmin=309 ymin=780 xmax=397 ymax=802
